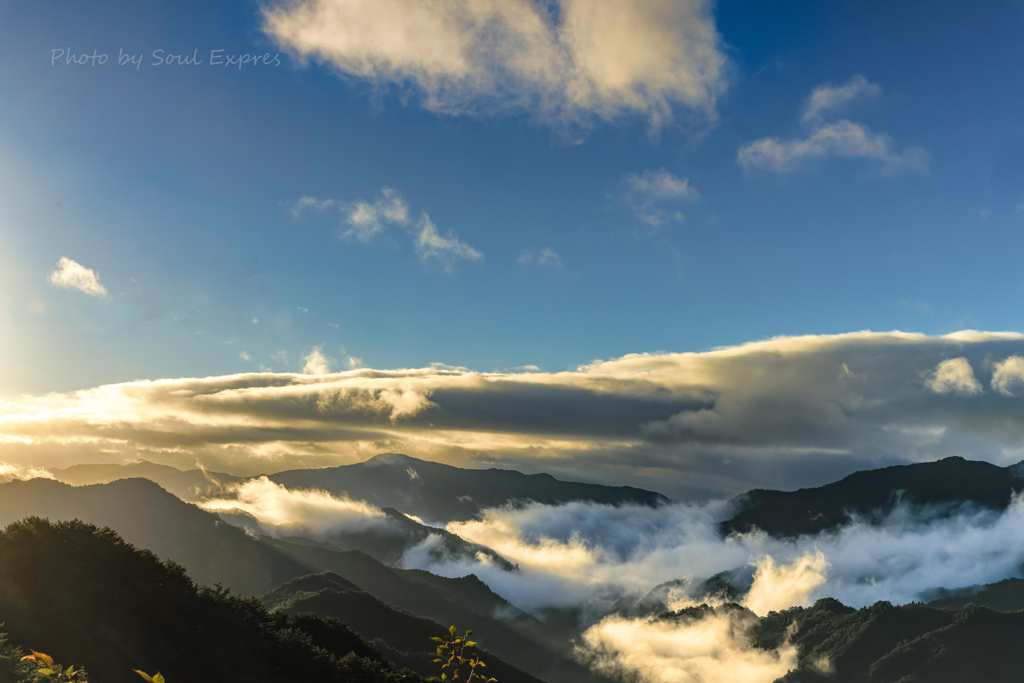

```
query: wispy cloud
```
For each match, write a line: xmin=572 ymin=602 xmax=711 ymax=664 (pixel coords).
xmin=292 ymin=187 xmax=409 ymax=242
xmin=414 ymin=214 xmax=483 ymax=269
xmin=199 ymin=476 xmax=393 ymax=536
xmin=801 ymin=74 xmax=880 ymax=124
xmin=261 ymin=0 xmax=728 ymax=130
xmin=342 ymin=187 xmax=410 ymax=242
xmin=738 ymin=76 xmax=927 ymax=175
xmin=623 ymin=169 xmax=699 ymax=228
xmin=47 ymin=257 xmax=107 ymax=297
xmin=517 ymin=247 xmax=562 ymax=269
xmin=293 ymin=188 xmax=481 ymax=269
xmin=3 ymin=331 xmax=1024 ymax=498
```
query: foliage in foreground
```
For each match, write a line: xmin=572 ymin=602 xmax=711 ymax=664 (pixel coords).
xmin=0 ymin=517 xmax=424 ymax=683
xmin=432 ymin=625 xmax=496 ymax=682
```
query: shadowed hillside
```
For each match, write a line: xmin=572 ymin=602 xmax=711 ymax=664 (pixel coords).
xmin=0 ymin=477 xmax=590 ymax=683
xmin=263 ymin=572 xmax=549 ymax=683
xmin=0 ymin=517 xmax=422 ymax=683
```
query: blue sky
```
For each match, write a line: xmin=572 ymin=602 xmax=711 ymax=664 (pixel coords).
xmin=3 ymin=1 xmax=1024 ymax=493
xmin=2 ymin=0 xmax=1022 ymax=393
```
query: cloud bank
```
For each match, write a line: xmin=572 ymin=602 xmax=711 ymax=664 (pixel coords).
xmin=3 ymin=331 xmax=1024 ymax=498
xmin=261 ymin=0 xmax=727 ymax=128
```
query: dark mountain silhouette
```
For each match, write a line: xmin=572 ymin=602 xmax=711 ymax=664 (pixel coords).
xmin=0 ymin=517 xmax=423 ymax=683
xmin=721 ymin=456 xmax=1024 ymax=537
xmin=925 ymin=577 xmax=1024 ymax=612
xmin=269 ymin=452 xmax=670 ymax=522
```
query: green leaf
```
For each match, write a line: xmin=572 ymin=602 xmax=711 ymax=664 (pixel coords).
xmin=430 ymin=636 xmax=444 ymax=642
xmin=134 ymin=670 xmax=156 ymax=682
xmin=449 ymin=625 xmax=458 ymax=635
xmin=465 ymin=641 xmax=476 ymax=648
xmin=32 ymin=651 xmax=55 ymax=667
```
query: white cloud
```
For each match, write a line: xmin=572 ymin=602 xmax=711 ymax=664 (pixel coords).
xmin=738 ymin=120 xmax=928 ymax=175
xmin=742 ymin=551 xmax=828 ymax=616
xmin=261 ymin=0 xmax=727 ymax=129
xmin=293 ymin=187 xmax=409 ymax=242
xmin=802 ymin=74 xmax=880 ymax=123
xmin=925 ymin=357 xmax=983 ymax=395
xmin=293 ymin=188 xmax=478 ymax=270
xmin=581 ymin=610 xmax=797 ymax=683
xmin=239 ymin=351 xmax=254 ymax=362
xmin=199 ymin=476 xmax=393 ymax=536
xmin=291 ymin=195 xmax=338 ymax=219
xmin=739 ymin=77 xmax=927 ymax=175
xmin=47 ymin=257 xmax=107 ymax=297
xmin=414 ymin=214 xmax=483 ymax=268
xmin=623 ymin=169 xmax=699 ymax=227
xmin=302 ymin=346 xmax=334 ymax=375
xmin=343 ymin=186 xmax=409 ymax=242
xmin=992 ymin=356 xmax=1024 ymax=397
xmin=518 ymin=247 xmax=562 ymax=269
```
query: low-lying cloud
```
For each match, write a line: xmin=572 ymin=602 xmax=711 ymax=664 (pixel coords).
xmin=581 ymin=608 xmax=797 ymax=683
xmin=395 ymin=495 xmax=1024 ymax=619
xmin=198 ymin=476 xmax=393 ymax=536
xmin=3 ymin=331 xmax=1024 ymax=498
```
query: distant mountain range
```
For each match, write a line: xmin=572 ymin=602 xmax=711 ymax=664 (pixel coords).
xmin=268 ymin=453 xmax=670 ymax=522
xmin=53 ymin=453 xmax=670 ymax=521
xmin=52 ymin=460 xmax=242 ymax=501
xmin=15 ymin=452 xmax=1024 ymax=682
xmin=721 ymin=456 xmax=1024 ymax=537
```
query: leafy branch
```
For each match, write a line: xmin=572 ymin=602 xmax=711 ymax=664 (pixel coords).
xmin=431 ymin=625 xmax=496 ymax=682
xmin=20 ymin=651 xmax=84 ymax=681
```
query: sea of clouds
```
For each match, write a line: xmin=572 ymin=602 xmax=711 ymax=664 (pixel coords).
xmin=195 ymin=479 xmax=1024 ymax=682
